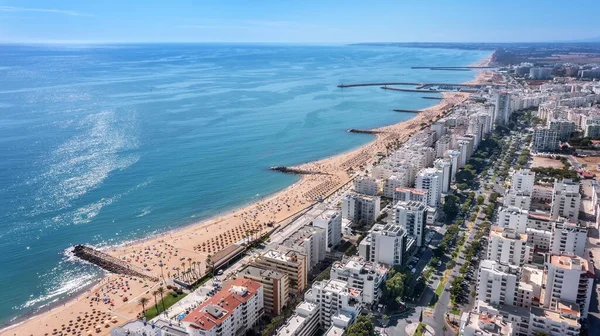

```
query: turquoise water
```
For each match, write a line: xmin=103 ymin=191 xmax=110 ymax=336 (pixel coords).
xmin=0 ymin=44 xmax=490 ymax=326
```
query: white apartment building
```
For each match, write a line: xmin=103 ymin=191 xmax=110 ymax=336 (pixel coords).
xmin=182 ymin=279 xmax=264 ymax=336
xmin=544 ymin=253 xmax=593 ymax=318
xmin=353 ymin=176 xmax=378 ymax=196
xmin=487 ymin=226 xmax=532 ymax=267
xmin=529 ymin=302 xmax=581 ymax=336
xmin=503 ymin=190 xmax=532 ymax=210
xmin=434 ymin=158 xmax=453 ymax=193
xmin=282 ymin=226 xmax=326 ymax=270
xmin=313 ymin=210 xmax=342 ymax=252
xmin=512 ymin=169 xmax=535 ymax=194
xmin=529 ymin=67 xmax=552 ymax=80
xmin=341 ymin=192 xmax=381 ymax=225
xmin=382 ymin=175 xmax=409 ymax=198
xmin=526 ymin=227 xmax=552 ymax=252
xmin=549 ymin=119 xmax=576 ymax=141
xmin=492 ymin=92 xmax=511 ymax=126
xmin=477 ymin=260 xmax=519 ymax=306
xmin=496 ymin=206 xmax=529 ymax=233
xmin=436 ymin=134 xmax=452 ymax=158
xmin=303 ymin=279 xmax=362 ymax=330
xmin=276 ymin=301 xmax=320 ymax=336
xmin=533 ymin=128 xmax=559 ymax=152
xmin=329 ymin=256 xmax=389 ymax=305
xmin=394 ymin=200 xmax=427 ymax=246
xmin=550 ymin=179 xmax=581 ymax=220
xmin=415 ymin=168 xmax=443 ymax=207
xmin=459 ymin=311 xmax=516 ymax=336
xmin=549 ymin=220 xmax=587 ymax=257
xmin=393 ymin=187 xmax=427 ymax=204
xmin=359 ymin=224 xmax=406 ymax=266
xmin=444 ymin=150 xmax=462 ymax=179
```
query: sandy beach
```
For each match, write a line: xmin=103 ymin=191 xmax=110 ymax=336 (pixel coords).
xmin=2 ymin=55 xmax=493 ymax=336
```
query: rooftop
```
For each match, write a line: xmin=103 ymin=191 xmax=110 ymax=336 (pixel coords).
xmin=490 ymin=226 xmax=528 ymax=241
xmin=550 ymin=253 xmax=590 ymax=272
xmin=182 ymin=278 xmax=262 ymax=331
xmin=238 ymin=264 xmax=286 ymax=281
xmin=282 ymin=225 xmax=324 ymax=250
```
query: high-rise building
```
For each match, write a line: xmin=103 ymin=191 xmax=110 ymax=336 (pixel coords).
xmin=303 ymin=279 xmax=362 ymax=330
xmin=493 ymin=92 xmax=511 ymax=126
xmin=415 ymin=168 xmax=443 ymax=207
xmin=329 ymin=256 xmax=389 ymax=305
xmin=529 ymin=302 xmax=581 ymax=336
xmin=281 ymin=226 xmax=326 ymax=270
xmin=392 ymin=187 xmax=427 ymax=204
xmin=512 ymin=169 xmax=535 ymax=194
xmin=237 ymin=265 xmax=289 ymax=316
xmin=544 ymin=253 xmax=593 ymax=318
xmin=254 ymin=249 xmax=308 ymax=292
xmin=549 ymin=119 xmax=576 ymax=141
xmin=182 ymin=279 xmax=264 ymax=336
xmin=477 ymin=260 xmax=520 ymax=307
xmin=549 ymin=220 xmax=587 ymax=257
xmin=394 ymin=200 xmax=427 ymax=246
xmin=352 ymin=176 xmax=379 ymax=196
xmin=434 ymin=158 xmax=453 ymax=193
xmin=529 ymin=67 xmax=553 ymax=80
xmin=359 ymin=224 xmax=407 ymax=266
xmin=533 ymin=128 xmax=559 ymax=152
xmin=550 ymin=179 xmax=581 ymax=220
xmin=313 ymin=210 xmax=342 ymax=252
xmin=341 ymin=192 xmax=381 ymax=225
xmin=496 ymin=206 xmax=529 ymax=233
xmin=487 ymin=226 xmax=532 ymax=267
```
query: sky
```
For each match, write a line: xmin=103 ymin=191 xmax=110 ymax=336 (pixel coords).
xmin=0 ymin=0 xmax=599 ymax=44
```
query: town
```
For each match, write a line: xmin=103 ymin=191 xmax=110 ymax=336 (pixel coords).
xmin=99 ymin=55 xmax=600 ymax=336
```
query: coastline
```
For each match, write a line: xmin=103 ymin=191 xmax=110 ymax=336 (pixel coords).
xmin=1 ymin=52 xmax=493 ymax=336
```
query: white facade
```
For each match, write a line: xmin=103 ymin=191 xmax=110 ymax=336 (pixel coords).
xmin=382 ymin=175 xmax=408 ymax=198
xmin=353 ymin=176 xmax=378 ymax=196
xmin=434 ymin=158 xmax=452 ymax=193
xmin=550 ymin=179 xmax=581 ymax=220
xmin=496 ymin=206 xmax=529 ymax=233
xmin=415 ymin=168 xmax=443 ymax=207
xmin=282 ymin=226 xmax=326 ymax=270
xmin=359 ymin=224 xmax=406 ymax=266
xmin=544 ymin=254 xmax=593 ymax=318
xmin=394 ymin=200 xmax=427 ymax=246
xmin=303 ymin=279 xmax=362 ymax=330
xmin=503 ymin=190 xmax=532 ymax=210
xmin=313 ymin=210 xmax=342 ymax=252
xmin=341 ymin=192 xmax=381 ymax=224
xmin=487 ymin=226 xmax=532 ymax=267
xmin=329 ymin=256 xmax=389 ymax=305
xmin=529 ymin=303 xmax=581 ymax=336
xmin=477 ymin=260 xmax=519 ymax=306
xmin=512 ymin=169 xmax=535 ymax=194
xmin=549 ymin=220 xmax=587 ymax=257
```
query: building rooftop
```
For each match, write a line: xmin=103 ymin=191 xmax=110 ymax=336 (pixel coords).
xmin=530 ymin=303 xmax=580 ymax=327
xmin=282 ymin=225 xmax=324 ymax=250
xmin=182 ymin=278 xmax=261 ymax=331
xmin=238 ymin=264 xmax=286 ymax=280
xmin=549 ymin=253 xmax=591 ymax=273
xmin=261 ymin=249 xmax=304 ymax=265
xmin=490 ymin=226 xmax=528 ymax=241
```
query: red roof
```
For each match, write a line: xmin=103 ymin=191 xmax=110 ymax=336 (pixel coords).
xmin=182 ymin=278 xmax=262 ymax=330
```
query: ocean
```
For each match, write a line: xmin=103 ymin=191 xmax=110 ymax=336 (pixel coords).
xmin=0 ymin=43 xmax=490 ymax=326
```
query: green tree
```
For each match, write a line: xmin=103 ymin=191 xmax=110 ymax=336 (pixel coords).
xmin=138 ymin=297 xmax=149 ymax=316
xmin=419 ymin=309 xmax=423 ymax=323
xmin=152 ymin=290 xmax=160 ymax=314
xmin=443 ymin=194 xmax=460 ymax=222
xmin=383 ymin=272 xmax=406 ymax=305
xmin=345 ymin=316 xmax=377 ymax=336
xmin=157 ymin=286 xmax=166 ymax=312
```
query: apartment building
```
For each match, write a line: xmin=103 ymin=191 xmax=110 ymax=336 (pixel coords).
xmin=329 ymin=256 xmax=389 ymax=305
xmin=392 ymin=187 xmax=427 ymax=205
xmin=254 ymin=249 xmax=308 ymax=292
xmin=359 ymin=224 xmax=406 ymax=267
xmin=353 ymin=176 xmax=378 ymax=196
xmin=550 ymin=179 xmax=581 ymax=220
xmin=275 ymin=301 xmax=319 ymax=336
xmin=415 ymin=168 xmax=443 ymax=207
xmin=341 ymin=192 xmax=381 ymax=225
xmin=512 ymin=169 xmax=535 ymax=194
xmin=281 ymin=226 xmax=326 ymax=270
xmin=477 ymin=260 xmax=520 ymax=307
xmin=459 ymin=311 xmax=516 ymax=336
xmin=303 ymin=279 xmax=362 ymax=330
xmin=529 ymin=302 xmax=581 ymax=336
xmin=182 ymin=279 xmax=264 ymax=336
xmin=496 ymin=207 xmax=529 ymax=233
xmin=533 ymin=128 xmax=559 ymax=152
xmin=549 ymin=220 xmax=587 ymax=257
xmin=313 ymin=210 xmax=342 ymax=252
xmin=237 ymin=265 xmax=289 ymax=316
xmin=543 ymin=253 xmax=593 ymax=318
xmin=394 ymin=200 xmax=427 ymax=246
xmin=503 ymin=190 xmax=532 ymax=210
xmin=487 ymin=226 xmax=532 ymax=267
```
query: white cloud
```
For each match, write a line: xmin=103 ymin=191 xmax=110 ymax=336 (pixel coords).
xmin=0 ymin=5 xmax=90 ymax=17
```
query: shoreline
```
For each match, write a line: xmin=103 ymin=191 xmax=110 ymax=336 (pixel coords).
xmin=1 ymin=52 xmax=493 ymax=336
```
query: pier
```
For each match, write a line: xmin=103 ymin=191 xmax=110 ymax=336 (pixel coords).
xmin=347 ymin=129 xmax=382 ymax=134
xmin=381 ymin=86 xmax=449 ymax=93
xmin=337 ymin=82 xmax=422 ymax=88
xmin=270 ymin=166 xmax=330 ymax=175
xmin=72 ymin=245 xmax=158 ymax=281
xmin=411 ymin=66 xmax=496 ymax=69
xmin=422 ymin=96 xmax=443 ymax=100
xmin=392 ymin=109 xmax=421 ymax=113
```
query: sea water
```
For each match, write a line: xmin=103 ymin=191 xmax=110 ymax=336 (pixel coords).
xmin=0 ymin=43 xmax=490 ymax=326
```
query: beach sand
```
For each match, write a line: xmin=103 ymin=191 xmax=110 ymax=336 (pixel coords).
xmin=2 ymin=56 xmax=493 ymax=336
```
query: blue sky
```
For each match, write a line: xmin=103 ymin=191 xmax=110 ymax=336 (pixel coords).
xmin=1 ymin=0 xmax=599 ymax=43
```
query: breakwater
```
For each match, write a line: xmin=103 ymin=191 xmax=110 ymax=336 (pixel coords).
xmin=348 ymin=129 xmax=382 ymax=134
xmin=72 ymin=245 xmax=157 ymax=281
xmin=338 ymin=82 xmax=422 ymax=88
xmin=392 ymin=109 xmax=421 ymax=113
xmin=422 ymin=96 xmax=443 ymax=100
xmin=381 ymin=86 xmax=450 ymax=93
xmin=270 ymin=166 xmax=330 ymax=175
xmin=411 ymin=66 xmax=495 ymax=69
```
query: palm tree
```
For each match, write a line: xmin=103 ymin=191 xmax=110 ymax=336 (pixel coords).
xmin=152 ymin=290 xmax=160 ymax=315
xmin=159 ymin=258 xmax=166 ymax=283
xmin=187 ymin=258 xmax=193 ymax=278
xmin=442 ymin=325 xmax=447 ymax=335
xmin=138 ymin=297 xmax=149 ymax=317
xmin=206 ymin=254 xmax=213 ymax=277
xmin=157 ymin=286 xmax=166 ymax=312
